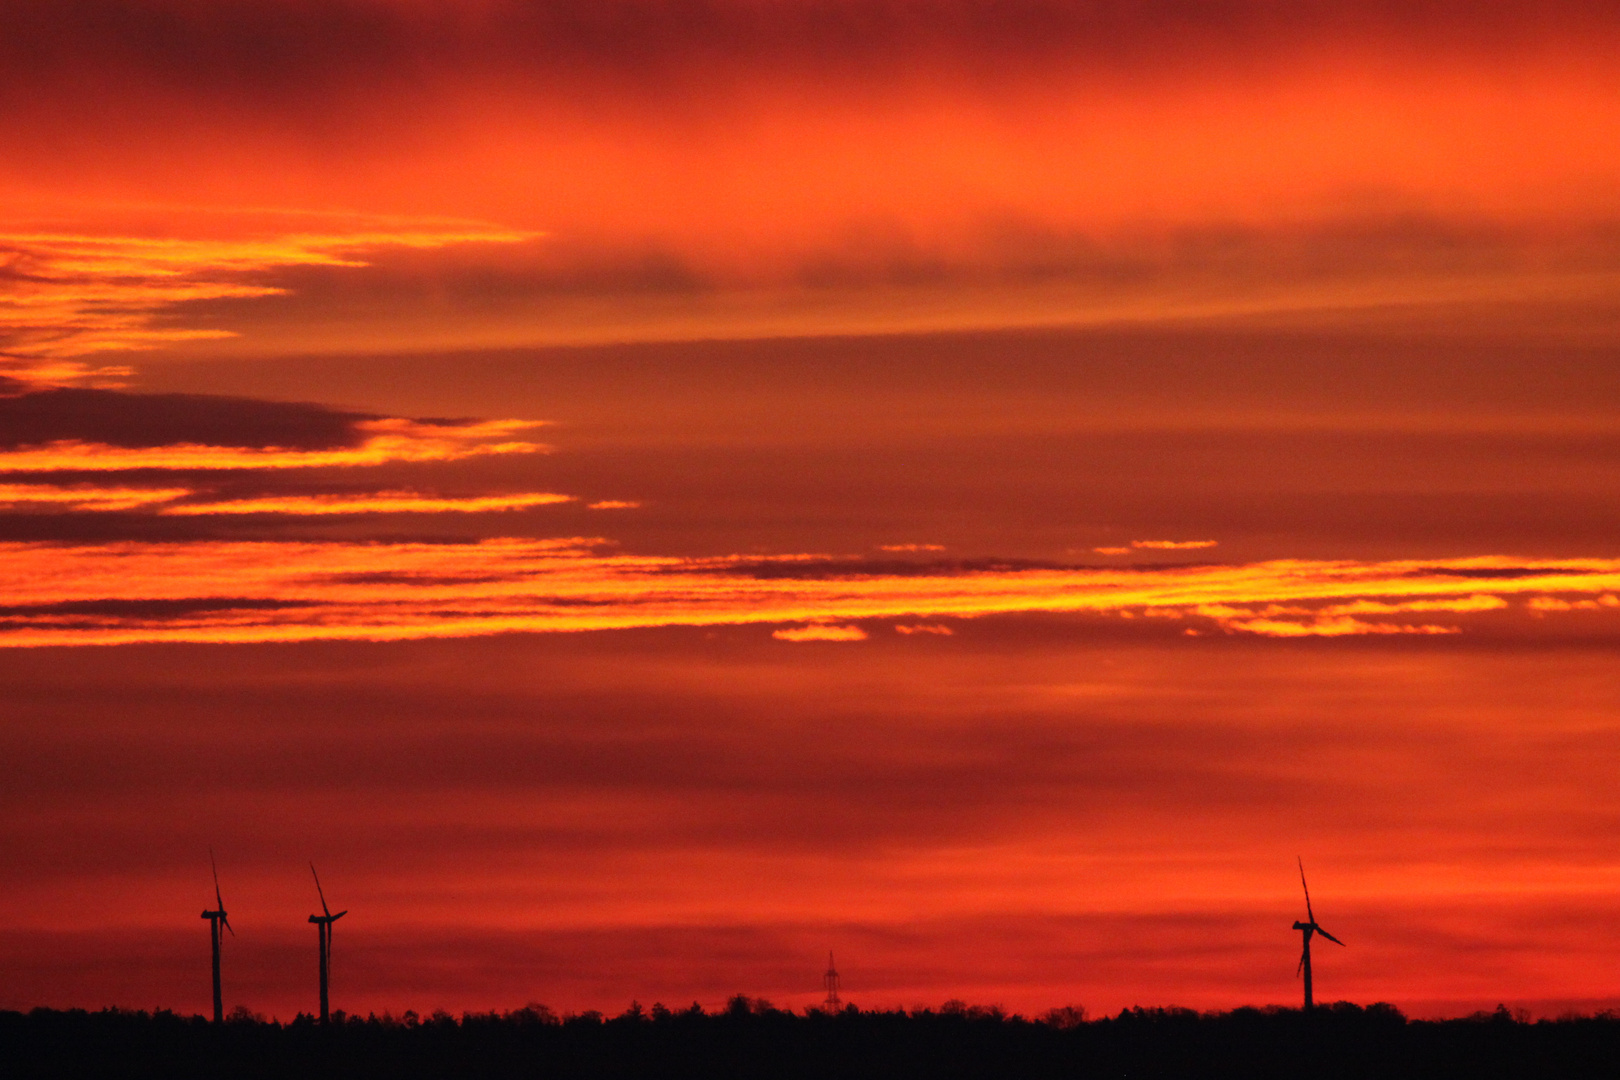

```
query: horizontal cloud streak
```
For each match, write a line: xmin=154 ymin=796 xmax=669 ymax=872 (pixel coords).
xmin=0 ymin=226 xmax=533 ymax=383
xmin=1213 ymin=615 xmax=1460 ymax=637
xmin=0 ymin=419 xmax=545 ymax=472
xmin=0 ymin=483 xmax=192 ymax=511
xmin=1131 ymin=539 xmax=1218 ymax=550
xmin=168 ymin=219 xmax=1620 ymax=357
xmin=1 ymin=544 xmax=1618 ymax=646
xmin=0 ymin=486 xmax=576 ymax=517
xmin=772 ymin=624 xmax=868 ymax=642
xmin=161 ymin=491 xmax=573 ymax=516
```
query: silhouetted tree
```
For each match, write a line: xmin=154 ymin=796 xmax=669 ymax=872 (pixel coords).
xmin=6 ymin=1000 xmax=1620 ymax=1079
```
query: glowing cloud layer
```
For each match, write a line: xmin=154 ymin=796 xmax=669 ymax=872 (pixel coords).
xmin=0 ymin=226 xmax=533 ymax=384
xmin=1096 ymin=540 xmax=1219 ymax=555
xmin=0 ymin=483 xmax=192 ymax=512
xmin=0 ymin=419 xmax=546 ymax=472
xmin=160 ymin=491 xmax=573 ymax=516
xmin=2 ymin=543 xmax=1618 ymax=647
xmin=772 ymin=623 xmax=869 ymax=642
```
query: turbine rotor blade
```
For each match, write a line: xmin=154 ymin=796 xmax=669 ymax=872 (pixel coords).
xmin=210 ymin=848 xmax=226 ymax=912
xmin=1296 ymin=948 xmax=1306 ymax=977
xmin=1317 ymin=927 xmax=1345 ymax=946
xmin=1298 ymin=857 xmax=1315 ymax=923
xmin=222 ymin=914 xmax=234 ymax=937
xmin=311 ymin=862 xmax=331 ymax=918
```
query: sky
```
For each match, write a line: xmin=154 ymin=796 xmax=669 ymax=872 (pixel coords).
xmin=4 ymin=0 xmax=1620 ymax=1022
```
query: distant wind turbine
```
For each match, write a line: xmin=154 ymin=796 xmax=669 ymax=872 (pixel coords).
xmin=308 ymin=863 xmax=347 ymax=1023
xmin=1292 ymin=857 xmax=1344 ymax=1010
xmin=200 ymin=850 xmax=233 ymax=1023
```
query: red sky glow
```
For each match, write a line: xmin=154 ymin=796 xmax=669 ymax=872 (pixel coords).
xmin=4 ymin=0 xmax=1620 ymax=1025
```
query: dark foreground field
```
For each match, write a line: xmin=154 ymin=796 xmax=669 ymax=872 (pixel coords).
xmin=6 ymin=999 xmax=1620 ymax=1080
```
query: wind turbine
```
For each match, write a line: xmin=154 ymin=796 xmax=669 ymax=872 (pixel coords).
xmin=200 ymin=850 xmax=233 ymax=1023
xmin=1292 ymin=857 xmax=1344 ymax=1010
xmin=307 ymin=863 xmax=347 ymax=1023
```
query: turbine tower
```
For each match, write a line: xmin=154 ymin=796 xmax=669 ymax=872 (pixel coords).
xmin=200 ymin=850 xmax=233 ymax=1023
xmin=823 ymin=951 xmax=842 ymax=1010
xmin=1292 ymin=857 xmax=1344 ymax=1010
xmin=307 ymin=863 xmax=347 ymax=1024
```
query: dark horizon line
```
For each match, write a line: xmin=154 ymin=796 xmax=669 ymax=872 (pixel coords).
xmin=13 ymin=997 xmax=1617 ymax=1028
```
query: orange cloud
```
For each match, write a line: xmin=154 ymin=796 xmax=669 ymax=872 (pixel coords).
xmin=1095 ymin=541 xmax=1219 ymax=555
xmin=1216 ymin=616 xmax=1462 ymax=638
xmin=162 ymin=490 xmax=572 ymax=516
xmin=0 ymin=418 xmax=546 ymax=472
xmin=2 ymin=545 xmax=1619 ymax=647
xmin=0 ymin=483 xmax=191 ymax=511
xmin=8 ymin=5 xmax=1620 ymax=361
xmin=1528 ymin=594 xmax=1620 ymax=612
xmin=586 ymin=500 xmax=641 ymax=510
xmin=0 ymin=225 xmax=534 ymax=385
xmin=1187 ymin=594 xmax=1513 ymax=635
xmin=1322 ymin=595 xmax=1510 ymax=616
xmin=772 ymin=624 xmax=869 ymax=642
xmin=878 ymin=543 xmax=946 ymax=552
xmin=1130 ymin=540 xmax=1219 ymax=550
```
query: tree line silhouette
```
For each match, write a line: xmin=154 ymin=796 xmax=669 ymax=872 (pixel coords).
xmin=7 ymin=998 xmax=1620 ymax=1079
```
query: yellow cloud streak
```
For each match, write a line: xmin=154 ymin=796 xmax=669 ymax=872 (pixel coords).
xmin=1215 ymin=616 xmax=1461 ymax=638
xmin=0 ymin=419 xmax=546 ymax=472
xmin=4 ymin=230 xmax=534 ymax=277
xmin=0 ymin=484 xmax=192 ymax=511
xmin=1094 ymin=540 xmax=1219 ymax=555
xmin=1 ymin=543 xmax=1618 ymax=647
xmin=0 ymin=225 xmax=535 ymax=383
xmin=162 ymin=491 xmax=574 ymax=516
xmin=773 ymin=624 xmax=869 ymax=642
xmin=1529 ymin=595 xmax=1620 ymax=612
xmin=1131 ymin=539 xmax=1218 ymax=550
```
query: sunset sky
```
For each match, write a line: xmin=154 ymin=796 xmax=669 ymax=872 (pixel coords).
xmin=6 ymin=0 xmax=1620 ymax=1022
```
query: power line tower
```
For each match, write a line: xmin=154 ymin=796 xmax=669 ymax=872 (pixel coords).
xmin=823 ymin=951 xmax=842 ymax=1010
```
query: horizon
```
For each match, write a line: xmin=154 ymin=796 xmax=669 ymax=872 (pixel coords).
xmin=16 ymin=991 xmax=1620 ymax=1028
xmin=5 ymin=0 xmax=1620 ymax=1030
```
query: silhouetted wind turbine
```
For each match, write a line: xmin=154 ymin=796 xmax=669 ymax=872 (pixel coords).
xmin=1292 ymin=857 xmax=1344 ymax=1010
xmin=307 ymin=863 xmax=347 ymax=1023
xmin=200 ymin=850 xmax=233 ymax=1023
